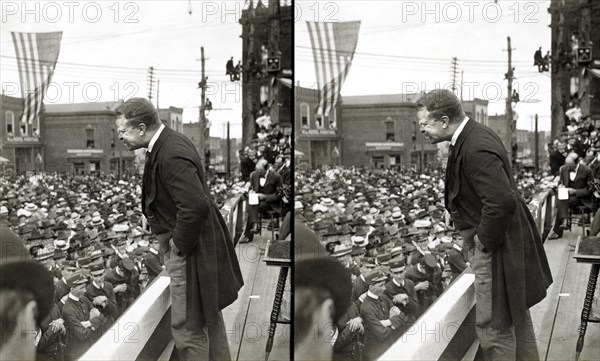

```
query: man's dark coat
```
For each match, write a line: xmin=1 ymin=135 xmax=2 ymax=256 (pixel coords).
xmin=445 ymin=119 xmax=553 ymax=330
xmin=143 ymin=127 xmax=243 ymax=330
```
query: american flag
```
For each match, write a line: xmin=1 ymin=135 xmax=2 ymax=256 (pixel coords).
xmin=11 ymin=32 xmax=62 ymax=124
xmin=306 ymin=21 xmax=360 ymax=117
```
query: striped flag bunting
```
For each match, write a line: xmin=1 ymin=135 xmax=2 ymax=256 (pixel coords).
xmin=11 ymin=31 xmax=63 ymax=124
xmin=306 ymin=21 xmax=361 ymax=117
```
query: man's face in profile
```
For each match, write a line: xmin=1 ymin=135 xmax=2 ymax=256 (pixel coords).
xmin=417 ymin=108 xmax=447 ymax=144
xmin=116 ymin=116 xmax=145 ymax=151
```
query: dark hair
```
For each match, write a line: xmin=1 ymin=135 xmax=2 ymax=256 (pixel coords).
xmin=0 ymin=289 xmax=35 ymax=348
xmin=416 ymin=89 xmax=465 ymax=123
xmin=115 ymin=98 xmax=161 ymax=130
xmin=294 ymin=258 xmax=352 ymax=345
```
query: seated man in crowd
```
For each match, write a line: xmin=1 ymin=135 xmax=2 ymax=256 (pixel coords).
xmin=548 ymin=152 xmax=595 ymax=239
xmin=240 ymin=159 xmax=283 ymax=243
xmin=62 ymin=273 xmax=108 ymax=361
xmin=360 ymin=270 xmax=410 ymax=361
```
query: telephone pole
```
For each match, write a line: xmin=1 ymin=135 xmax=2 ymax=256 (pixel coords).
xmin=460 ymin=70 xmax=464 ymax=106
xmin=535 ymin=113 xmax=539 ymax=173
xmin=147 ymin=66 xmax=155 ymax=102
xmin=504 ymin=36 xmax=516 ymax=166
xmin=156 ymin=79 xmax=160 ymax=110
xmin=199 ymin=47 xmax=207 ymax=165
xmin=226 ymin=121 xmax=231 ymax=179
xmin=450 ymin=57 xmax=458 ymax=92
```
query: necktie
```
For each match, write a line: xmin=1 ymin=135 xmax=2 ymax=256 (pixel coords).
xmin=142 ymin=151 xmax=151 ymax=213
xmin=445 ymin=144 xmax=455 ymax=208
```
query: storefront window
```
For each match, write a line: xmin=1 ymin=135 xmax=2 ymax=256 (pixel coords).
xmin=5 ymin=111 xmax=14 ymax=136
xmin=301 ymin=103 xmax=309 ymax=127
xmin=385 ymin=119 xmax=395 ymax=141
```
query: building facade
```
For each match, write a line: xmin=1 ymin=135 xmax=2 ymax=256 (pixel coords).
xmin=340 ymin=93 xmax=438 ymax=170
xmin=463 ymin=98 xmax=489 ymax=126
xmin=549 ymin=0 xmax=600 ymax=139
xmin=158 ymin=107 xmax=183 ymax=133
xmin=44 ymin=102 xmax=136 ymax=177
xmin=239 ymin=0 xmax=293 ymax=147
xmin=0 ymin=95 xmax=44 ymax=174
xmin=182 ymin=122 xmax=241 ymax=177
xmin=295 ymin=86 xmax=342 ymax=169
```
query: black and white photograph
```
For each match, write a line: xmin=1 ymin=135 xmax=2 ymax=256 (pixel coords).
xmin=293 ymin=1 xmax=600 ymax=360
xmin=1 ymin=1 xmax=291 ymax=360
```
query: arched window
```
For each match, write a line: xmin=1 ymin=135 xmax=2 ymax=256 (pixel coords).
xmin=85 ymin=124 xmax=95 ymax=148
xmin=19 ymin=114 xmax=27 ymax=136
xmin=300 ymin=103 xmax=309 ymax=127
xmin=32 ymin=114 xmax=39 ymax=137
xmin=329 ymin=108 xmax=337 ymax=129
xmin=5 ymin=111 xmax=14 ymax=136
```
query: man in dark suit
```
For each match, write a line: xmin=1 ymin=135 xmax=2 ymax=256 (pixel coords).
xmin=239 ymin=158 xmax=283 ymax=243
xmin=417 ymin=89 xmax=552 ymax=360
xmin=548 ymin=141 xmax=566 ymax=176
xmin=548 ymin=151 xmax=595 ymax=239
xmin=62 ymin=273 xmax=107 ymax=361
xmin=85 ymin=263 xmax=118 ymax=326
xmin=116 ymin=98 xmax=243 ymax=360
xmin=360 ymin=271 xmax=409 ymax=361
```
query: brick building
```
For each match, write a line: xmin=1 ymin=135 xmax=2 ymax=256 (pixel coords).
xmin=340 ymin=93 xmax=438 ymax=170
xmin=549 ymin=0 xmax=600 ymax=139
xmin=158 ymin=106 xmax=183 ymax=133
xmin=0 ymin=95 xmax=44 ymax=174
xmin=44 ymin=101 xmax=136 ymax=177
xmin=239 ymin=0 xmax=293 ymax=147
xmin=463 ymin=98 xmax=489 ymax=126
xmin=182 ymin=122 xmax=241 ymax=176
xmin=295 ymin=86 xmax=342 ymax=169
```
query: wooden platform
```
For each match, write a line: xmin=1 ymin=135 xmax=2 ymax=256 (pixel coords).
xmin=222 ymin=230 xmax=291 ymax=361
xmin=531 ymin=228 xmax=600 ymax=361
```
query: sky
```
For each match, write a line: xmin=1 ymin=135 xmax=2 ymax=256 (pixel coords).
xmin=295 ymin=0 xmax=553 ymax=132
xmin=1 ymin=0 xmax=246 ymax=138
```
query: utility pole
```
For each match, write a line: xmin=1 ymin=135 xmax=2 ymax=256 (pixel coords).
xmin=156 ymin=79 xmax=160 ymax=110
xmin=535 ymin=114 xmax=539 ymax=173
xmin=147 ymin=66 xmax=155 ymax=102
xmin=504 ymin=36 xmax=516 ymax=166
xmin=199 ymin=47 xmax=207 ymax=165
xmin=450 ymin=57 xmax=458 ymax=92
xmin=460 ymin=70 xmax=464 ymax=106
xmin=227 ymin=121 xmax=231 ymax=179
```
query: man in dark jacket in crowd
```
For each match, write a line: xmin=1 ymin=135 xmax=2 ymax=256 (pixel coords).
xmin=548 ymin=152 xmax=595 ymax=239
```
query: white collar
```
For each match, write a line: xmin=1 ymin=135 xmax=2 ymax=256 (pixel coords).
xmin=68 ymin=293 xmax=79 ymax=302
xmin=392 ymin=278 xmax=403 ymax=287
xmin=453 ymin=244 xmax=462 ymax=252
xmin=360 ymin=274 xmax=366 ymax=283
xmin=367 ymin=290 xmax=379 ymax=300
xmin=61 ymin=277 xmax=67 ymax=284
xmin=417 ymin=263 xmax=425 ymax=274
xmin=450 ymin=117 xmax=470 ymax=146
xmin=93 ymin=281 xmax=103 ymax=290
xmin=149 ymin=247 xmax=159 ymax=255
xmin=147 ymin=124 xmax=165 ymax=153
xmin=115 ymin=267 xmax=124 ymax=277
xmin=261 ymin=169 xmax=270 ymax=179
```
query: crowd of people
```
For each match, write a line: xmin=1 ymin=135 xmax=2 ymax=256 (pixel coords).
xmin=546 ymin=114 xmax=600 ymax=239
xmin=0 ymin=163 xmax=266 ymax=360
xmin=0 ymin=115 xmax=293 ymax=360
xmin=293 ymin=161 xmax=559 ymax=361
xmin=0 ymin=172 xmax=168 ymax=360
xmin=294 ymin=166 xmax=468 ymax=361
